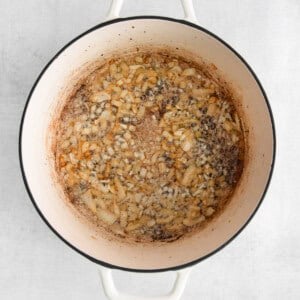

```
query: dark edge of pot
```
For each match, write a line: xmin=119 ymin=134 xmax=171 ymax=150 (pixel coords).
xmin=19 ymin=16 xmax=276 ymax=273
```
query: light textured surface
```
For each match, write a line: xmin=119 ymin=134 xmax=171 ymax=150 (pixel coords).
xmin=0 ymin=0 xmax=299 ymax=299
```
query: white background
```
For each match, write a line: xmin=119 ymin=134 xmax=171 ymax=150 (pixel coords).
xmin=0 ymin=0 xmax=299 ymax=299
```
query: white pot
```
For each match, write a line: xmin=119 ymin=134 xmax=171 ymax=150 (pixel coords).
xmin=19 ymin=0 xmax=275 ymax=299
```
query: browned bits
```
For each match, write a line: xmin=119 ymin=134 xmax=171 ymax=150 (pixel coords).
xmin=54 ymin=52 xmax=245 ymax=242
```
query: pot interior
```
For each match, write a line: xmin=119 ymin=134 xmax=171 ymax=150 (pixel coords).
xmin=21 ymin=17 xmax=274 ymax=271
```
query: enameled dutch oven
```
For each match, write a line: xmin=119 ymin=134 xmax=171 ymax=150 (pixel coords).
xmin=19 ymin=1 xmax=276 ymax=299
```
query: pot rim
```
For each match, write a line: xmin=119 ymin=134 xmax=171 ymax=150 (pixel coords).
xmin=19 ymin=15 xmax=276 ymax=273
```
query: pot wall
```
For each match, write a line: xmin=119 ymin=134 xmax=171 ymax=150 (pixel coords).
xmin=21 ymin=18 xmax=274 ymax=271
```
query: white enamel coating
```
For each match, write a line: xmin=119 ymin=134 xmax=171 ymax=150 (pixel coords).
xmin=180 ymin=0 xmax=199 ymax=24
xmin=20 ymin=7 xmax=274 ymax=296
xmin=106 ymin=0 xmax=124 ymax=21
xmin=106 ymin=0 xmax=199 ymax=24
xmin=99 ymin=266 xmax=191 ymax=300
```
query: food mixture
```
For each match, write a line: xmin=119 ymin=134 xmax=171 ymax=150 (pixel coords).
xmin=54 ymin=52 xmax=245 ymax=242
